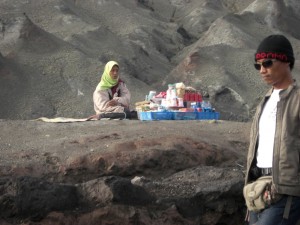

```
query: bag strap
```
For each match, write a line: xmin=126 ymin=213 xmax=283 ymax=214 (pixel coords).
xmin=110 ymin=80 xmax=124 ymax=99
xmin=100 ymin=112 xmax=127 ymax=120
xmin=283 ymin=196 xmax=293 ymax=219
xmin=244 ymin=209 xmax=250 ymax=222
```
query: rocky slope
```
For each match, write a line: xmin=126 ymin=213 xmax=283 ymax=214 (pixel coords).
xmin=1 ymin=0 xmax=300 ymax=121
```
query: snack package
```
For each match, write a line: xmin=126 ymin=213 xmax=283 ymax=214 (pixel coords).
xmin=175 ymin=82 xmax=186 ymax=98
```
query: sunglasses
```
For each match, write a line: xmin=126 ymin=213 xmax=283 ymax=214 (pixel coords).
xmin=254 ymin=59 xmax=277 ymax=70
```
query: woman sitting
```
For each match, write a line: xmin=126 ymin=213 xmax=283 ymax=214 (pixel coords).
xmin=92 ymin=61 xmax=136 ymax=119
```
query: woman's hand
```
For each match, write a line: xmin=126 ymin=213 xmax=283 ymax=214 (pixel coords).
xmin=107 ymin=99 xmax=118 ymax=106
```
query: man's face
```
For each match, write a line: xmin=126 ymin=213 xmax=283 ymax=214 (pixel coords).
xmin=110 ymin=65 xmax=119 ymax=80
xmin=255 ymin=59 xmax=290 ymax=87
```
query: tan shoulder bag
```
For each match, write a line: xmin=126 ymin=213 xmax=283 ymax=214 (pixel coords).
xmin=243 ymin=176 xmax=282 ymax=212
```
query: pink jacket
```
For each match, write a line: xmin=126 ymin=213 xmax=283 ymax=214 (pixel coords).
xmin=93 ymin=81 xmax=131 ymax=114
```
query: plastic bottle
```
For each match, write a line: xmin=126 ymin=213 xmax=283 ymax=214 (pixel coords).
xmin=166 ymin=84 xmax=172 ymax=102
xmin=148 ymin=90 xmax=156 ymax=101
xmin=202 ymin=100 xmax=212 ymax=112
xmin=202 ymin=101 xmax=207 ymax=112
xmin=178 ymin=98 xmax=184 ymax=107
xmin=166 ymin=84 xmax=177 ymax=107
xmin=206 ymin=101 xmax=212 ymax=112
xmin=191 ymin=102 xmax=199 ymax=112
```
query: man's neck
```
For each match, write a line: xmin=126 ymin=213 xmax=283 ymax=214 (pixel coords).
xmin=273 ymin=74 xmax=293 ymax=90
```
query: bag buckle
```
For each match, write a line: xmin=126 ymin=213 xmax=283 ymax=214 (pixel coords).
xmin=261 ymin=167 xmax=272 ymax=176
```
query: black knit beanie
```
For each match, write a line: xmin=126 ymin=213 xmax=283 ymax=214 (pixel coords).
xmin=255 ymin=34 xmax=294 ymax=69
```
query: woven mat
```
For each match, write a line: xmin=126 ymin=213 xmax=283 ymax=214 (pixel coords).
xmin=33 ymin=117 xmax=94 ymax=123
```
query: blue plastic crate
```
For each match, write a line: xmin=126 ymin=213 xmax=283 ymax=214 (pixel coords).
xmin=151 ymin=111 xmax=173 ymax=120
xmin=139 ymin=111 xmax=220 ymax=121
xmin=138 ymin=111 xmax=173 ymax=121
xmin=138 ymin=112 xmax=152 ymax=121
xmin=173 ymin=112 xmax=197 ymax=120
xmin=196 ymin=112 xmax=220 ymax=120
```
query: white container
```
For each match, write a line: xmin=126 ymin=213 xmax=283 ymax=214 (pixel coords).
xmin=148 ymin=91 xmax=156 ymax=101
xmin=178 ymin=98 xmax=184 ymax=107
xmin=161 ymin=99 xmax=167 ymax=107
xmin=170 ymin=99 xmax=177 ymax=107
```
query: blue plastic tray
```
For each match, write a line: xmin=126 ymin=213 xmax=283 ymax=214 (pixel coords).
xmin=196 ymin=112 xmax=220 ymax=120
xmin=138 ymin=112 xmax=173 ymax=121
xmin=173 ymin=112 xmax=197 ymax=120
xmin=138 ymin=111 xmax=220 ymax=121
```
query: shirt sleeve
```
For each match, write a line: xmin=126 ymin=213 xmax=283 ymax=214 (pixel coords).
xmin=93 ymin=89 xmax=110 ymax=114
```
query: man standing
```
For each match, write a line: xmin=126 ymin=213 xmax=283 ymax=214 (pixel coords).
xmin=244 ymin=35 xmax=300 ymax=225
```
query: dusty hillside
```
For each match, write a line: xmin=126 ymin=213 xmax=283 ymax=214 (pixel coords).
xmin=1 ymin=0 xmax=300 ymax=120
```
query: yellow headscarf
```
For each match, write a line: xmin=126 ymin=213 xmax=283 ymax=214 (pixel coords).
xmin=96 ymin=61 xmax=119 ymax=91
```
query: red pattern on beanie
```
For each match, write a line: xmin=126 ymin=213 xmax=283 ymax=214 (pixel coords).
xmin=255 ymin=52 xmax=288 ymax=61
